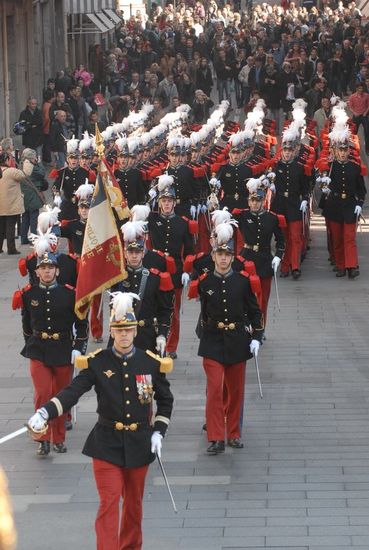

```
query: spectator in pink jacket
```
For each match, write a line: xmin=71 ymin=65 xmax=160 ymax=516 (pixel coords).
xmin=74 ymin=64 xmax=92 ymax=87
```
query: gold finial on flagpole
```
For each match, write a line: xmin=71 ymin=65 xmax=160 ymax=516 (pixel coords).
xmin=95 ymin=124 xmax=105 ymax=159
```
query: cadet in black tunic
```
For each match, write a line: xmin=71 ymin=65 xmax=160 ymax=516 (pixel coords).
xmin=28 ymin=292 xmax=173 ymax=550
xmin=189 ymin=221 xmax=263 ymax=454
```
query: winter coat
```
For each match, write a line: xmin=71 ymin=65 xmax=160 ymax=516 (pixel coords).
xmin=0 ymin=166 xmax=26 ymax=216
xmin=20 ymin=164 xmax=47 ymax=211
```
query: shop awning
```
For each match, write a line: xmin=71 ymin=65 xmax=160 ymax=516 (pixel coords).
xmin=103 ymin=8 xmax=122 ymax=25
xmin=85 ymin=12 xmax=110 ymax=33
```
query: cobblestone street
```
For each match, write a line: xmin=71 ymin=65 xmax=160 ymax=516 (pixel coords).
xmin=1 ymin=211 xmax=369 ymax=550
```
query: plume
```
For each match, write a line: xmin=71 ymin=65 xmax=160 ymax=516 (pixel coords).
xmin=131 ymin=204 xmax=150 ymax=222
xmin=109 ymin=292 xmax=140 ymax=321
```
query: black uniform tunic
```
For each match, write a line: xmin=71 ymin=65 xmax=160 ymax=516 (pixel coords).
xmin=320 ymin=160 xmax=366 ymax=224
xmin=60 ymin=219 xmax=86 ymax=256
xmin=198 ymin=270 xmax=263 ymax=364
xmin=20 ymin=282 xmax=88 ymax=366
xmin=114 ymin=266 xmax=174 ymax=351
xmin=54 ymin=166 xmax=90 ymax=221
xmin=114 ymin=168 xmax=147 ymax=208
xmin=42 ymin=348 xmax=173 ymax=468
xmin=271 ymin=159 xmax=310 ymax=222
xmin=217 ymin=162 xmax=253 ymax=210
xmin=167 ymin=164 xmax=195 ymax=217
xmin=235 ymin=209 xmax=285 ymax=278
xmin=148 ymin=212 xmax=194 ymax=288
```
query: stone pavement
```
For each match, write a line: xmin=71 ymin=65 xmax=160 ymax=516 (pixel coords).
xmin=1 ymin=209 xmax=369 ymax=550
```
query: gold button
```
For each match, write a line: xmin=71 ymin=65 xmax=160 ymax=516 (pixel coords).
xmin=48 ymin=326 xmax=51 ymax=330
xmin=222 ymin=290 xmax=226 ymax=293
xmin=123 ymin=362 xmax=127 ymax=366
xmin=126 ymin=400 xmax=130 ymax=404
xmin=225 ymin=318 xmax=228 ymax=322
xmin=47 ymin=309 xmax=50 ymax=312
xmin=223 ymin=299 xmax=226 ymax=302
xmin=124 ymin=374 xmax=129 ymax=378
xmin=222 ymin=280 xmax=225 ymax=284
xmin=46 ymin=300 xmax=50 ymax=303
xmin=126 ymin=413 xmax=131 ymax=418
xmin=224 ymin=309 xmax=228 ymax=312
xmin=125 ymin=387 xmax=129 ymax=391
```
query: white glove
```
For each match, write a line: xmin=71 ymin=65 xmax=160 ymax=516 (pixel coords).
xmin=148 ymin=188 xmax=157 ymax=200
xmin=28 ymin=408 xmax=49 ymax=432
xmin=300 ymin=200 xmax=308 ymax=213
xmin=321 ymin=186 xmax=331 ymax=195
xmin=156 ymin=335 xmax=166 ymax=357
xmin=71 ymin=350 xmax=81 ymax=365
xmin=151 ymin=431 xmax=163 ymax=458
xmin=181 ymin=272 xmax=190 ymax=287
xmin=354 ymin=205 xmax=362 ymax=216
xmin=250 ymin=339 xmax=260 ymax=357
xmin=269 ymin=183 xmax=276 ymax=194
xmin=271 ymin=256 xmax=281 ymax=272
xmin=190 ymin=205 xmax=197 ymax=219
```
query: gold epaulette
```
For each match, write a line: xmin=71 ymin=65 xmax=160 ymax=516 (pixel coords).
xmin=146 ymin=350 xmax=173 ymax=373
xmin=75 ymin=348 xmax=103 ymax=370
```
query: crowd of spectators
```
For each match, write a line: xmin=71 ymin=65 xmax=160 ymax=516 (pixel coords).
xmin=3 ymin=0 xmax=369 ymax=253
xmin=11 ymin=0 xmax=369 ymax=163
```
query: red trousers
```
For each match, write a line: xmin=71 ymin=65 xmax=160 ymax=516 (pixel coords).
xmin=329 ymin=221 xmax=358 ymax=269
xmin=91 ymin=294 xmax=103 ymax=339
xmin=326 ymin=219 xmax=334 ymax=263
xmin=260 ymin=276 xmax=272 ymax=327
xmin=167 ymin=287 xmax=181 ymax=353
xmin=195 ymin=213 xmax=211 ymax=254
xmin=281 ymin=220 xmax=302 ymax=273
xmin=203 ymin=358 xmax=246 ymax=441
xmin=93 ymin=459 xmax=149 ymax=550
xmin=29 ymin=360 xmax=72 ymax=443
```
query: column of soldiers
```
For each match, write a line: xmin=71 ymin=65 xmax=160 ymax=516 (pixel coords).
xmin=10 ymin=93 xmax=366 ymax=549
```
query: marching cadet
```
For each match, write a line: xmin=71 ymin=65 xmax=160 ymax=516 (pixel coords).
xmin=111 ymin=219 xmax=174 ymax=354
xmin=27 ymin=292 xmax=173 ymax=550
xmin=217 ymin=133 xmax=253 ymax=211
xmin=166 ymin=136 xmax=195 ymax=218
xmin=270 ymin=126 xmax=310 ymax=280
xmin=318 ymin=127 xmax=366 ymax=279
xmin=51 ymin=138 xmax=90 ymax=221
xmin=60 ymin=182 xmax=94 ymax=256
xmin=189 ymin=221 xmax=263 ymax=454
xmin=148 ymin=175 xmax=195 ymax=359
xmin=234 ymin=177 xmax=285 ymax=326
xmin=114 ymin=137 xmax=147 ymax=208
xmin=13 ymin=245 xmax=88 ymax=456
xmin=18 ymin=209 xmax=79 ymax=288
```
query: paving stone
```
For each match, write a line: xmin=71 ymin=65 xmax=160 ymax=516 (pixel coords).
xmin=2 ymin=209 xmax=369 ymax=548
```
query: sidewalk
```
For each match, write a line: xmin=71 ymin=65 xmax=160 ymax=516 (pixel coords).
xmin=1 ymin=211 xmax=369 ymax=549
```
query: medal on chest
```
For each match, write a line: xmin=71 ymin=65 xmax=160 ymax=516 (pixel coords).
xmin=136 ymin=374 xmax=153 ymax=404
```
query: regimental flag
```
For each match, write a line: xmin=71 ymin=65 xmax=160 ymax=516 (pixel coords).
xmin=75 ymin=169 xmax=127 ymax=319
xmin=102 ymin=158 xmax=130 ymax=221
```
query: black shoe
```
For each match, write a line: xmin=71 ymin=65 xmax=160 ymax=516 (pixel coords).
xmin=348 ymin=268 xmax=359 ymax=279
xmin=280 ymin=271 xmax=289 ymax=278
xmin=291 ymin=269 xmax=301 ymax=280
xmin=7 ymin=250 xmax=20 ymax=255
xmin=37 ymin=441 xmax=50 ymax=456
xmin=168 ymin=351 xmax=177 ymax=359
xmin=202 ymin=423 xmax=207 ymax=432
xmin=65 ymin=420 xmax=73 ymax=431
xmin=207 ymin=440 xmax=225 ymax=454
xmin=332 ymin=266 xmax=338 ymax=272
xmin=21 ymin=239 xmax=30 ymax=245
xmin=228 ymin=438 xmax=244 ymax=449
xmin=335 ymin=269 xmax=346 ymax=278
xmin=53 ymin=443 xmax=67 ymax=453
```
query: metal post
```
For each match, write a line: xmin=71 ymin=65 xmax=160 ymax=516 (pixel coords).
xmin=2 ymin=1 xmax=10 ymax=137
